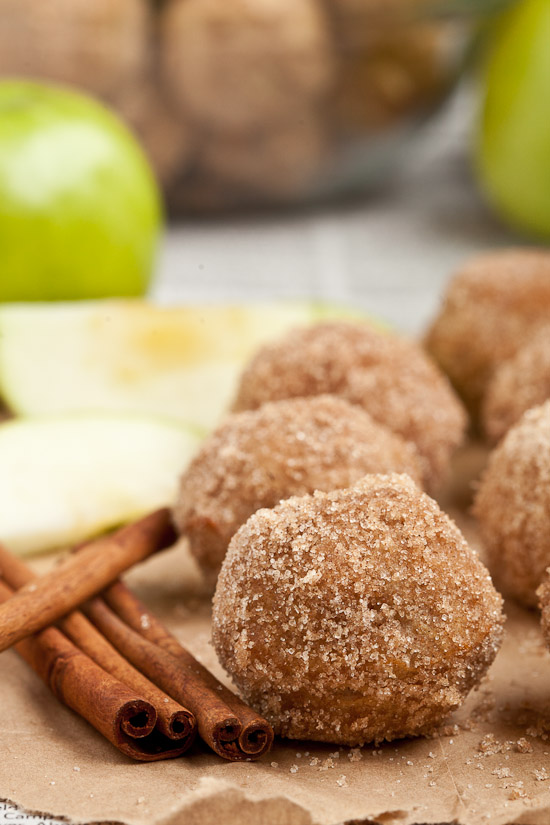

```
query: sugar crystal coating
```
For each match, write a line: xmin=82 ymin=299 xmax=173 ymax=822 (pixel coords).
xmin=425 ymin=248 xmax=550 ymax=417
xmin=174 ymin=395 xmax=423 ymax=584
xmin=537 ymin=572 xmax=550 ymax=651
xmin=483 ymin=326 xmax=550 ymax=444
xmin=474 ymin=401 xmax=550 ymax=607
xmin=232 ymin=321 xmax=466 ymax=491
xmin=213 ymin=474 xmax=504 ymax=745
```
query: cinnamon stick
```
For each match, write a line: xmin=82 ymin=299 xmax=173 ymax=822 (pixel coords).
xmin=101 ymin=581 xmax=274 ymax=760
xmin=0 ymin=508 xmax=177 ymax=653
xmin=0 ymin=511 xmax=273 ymax=761
xmin=0 ymin=547 xmax=195 ymax=745
xmin=82 ymin=595 xmax=243 ymax=759
xmin=0 ymin=579 xmax=190 ymax=761
xmin=63 ymin=611 xmax=194 ymax=743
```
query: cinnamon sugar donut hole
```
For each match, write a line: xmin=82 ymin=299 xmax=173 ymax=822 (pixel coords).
xmin=483 ymin=326 xmax=550 ymax=444
xmin=537 ymin=572 xmax=550 ymax=649
xmin=426 ymin=248 xmax=550 ymax=418
xmin=174 ymin=395 xmax=423 ymax=585
xmin=232 ymin=321 xmax=467 ymax=492
xmin=474 ymin=401 xmax=550 ymax=608
xmin=160 ymin=0 xmax=334 ymax=134
xmin=213 ymin=474 xmax=504 ymax=745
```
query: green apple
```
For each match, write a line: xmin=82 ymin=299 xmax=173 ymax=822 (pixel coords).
xmin=0 ymin=300 xmax=371 ymax=430
xmin=476 ymin=0 xmax=550 ymax=239
xmin=0 ymin=413 xmax=201 ymax=555
xmin=0 ymin=81 xmax=162 ymax=301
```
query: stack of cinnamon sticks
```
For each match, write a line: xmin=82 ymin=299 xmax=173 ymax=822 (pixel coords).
xmin=0 ymin=508 xmax=273 ymax=762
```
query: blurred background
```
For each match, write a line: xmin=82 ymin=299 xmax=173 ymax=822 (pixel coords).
xmin=0 ymin=0 xmax=548 ymax=326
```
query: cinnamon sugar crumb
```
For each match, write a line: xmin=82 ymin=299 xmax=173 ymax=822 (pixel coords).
xmin=478 ymin=733 xmax=505 ymax=755
xmin=516 ymin=738 xmax=533 ymax=754
xmin=439 ymin=723 xmax=461 ymax=737
xmin=492 ymin=767 xmax=512 ymax=779
xmin=508 ymin=782 xmax=527 ymax=800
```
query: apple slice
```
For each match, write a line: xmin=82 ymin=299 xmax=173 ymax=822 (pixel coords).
xmin=0 ymin=300 xmax=364 ymax=429
xmin=0 ymin=414 xmax=200 ymax=555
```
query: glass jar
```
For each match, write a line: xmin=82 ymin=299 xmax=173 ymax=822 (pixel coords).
xmin=160 ymin=0 xmax=470 ymax=212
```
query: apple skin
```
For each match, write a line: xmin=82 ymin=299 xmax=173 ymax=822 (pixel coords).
xmin=0 ymin=81 xmax=162 ymax=301
xmin=476 ymin=0 xmax=550 ymax=240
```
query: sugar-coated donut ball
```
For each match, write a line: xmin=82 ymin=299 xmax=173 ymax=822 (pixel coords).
xmin=537 ymin=570 xmax=550 ymax=650
xmin=483 ymin=326 xmax=550 ymax=444
xmin=232 ymin=321 xmax=466 ymax=491
xmin=0 ymin=0 xmax=151 ymax=101
xmin=198 ymin=112 xmax=328 ymax=200
xmin=174 ymin=395 xmax=423 ymax=584
xmin=474 ymin=401 xmax=550 ymax=608
xmin=160 ymin=0 xmax=334 ymax=134
xmin=537 ymin=571 xmax=550 ymax=651
xmin=426 ymin=248 xmax=550 ymax=418
xmin=213 ymin=474 xmax=504 ymax=745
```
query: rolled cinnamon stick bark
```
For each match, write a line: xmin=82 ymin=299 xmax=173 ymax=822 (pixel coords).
xmin=0 ymin=547 xmax=195 ymax=745
xmin=0 ymin=508 xmax=177 ymax=653
xmin=83 ymin=595 xmax=249 ymax=760
xmin=103 ymin=580 xmax=274 ymax=759
xmin=63 ymin=611 xmax=195 ymax=743
xmin=0 ymin=579 xmax=187 ymax=761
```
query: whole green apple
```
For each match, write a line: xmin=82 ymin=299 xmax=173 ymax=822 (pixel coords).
xmin=476 ymin=0 xmax=550 ymax=240
xmin=0 ymin=81 xmax=162 ymax=301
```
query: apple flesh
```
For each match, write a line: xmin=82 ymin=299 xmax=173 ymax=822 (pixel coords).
xmin=0 ymin=81 xmax=162 ymax=301
xmin=0 ymin=414 xmax=200 ymax=555
xmin=0 ymin=300 xmax=368 ymax=430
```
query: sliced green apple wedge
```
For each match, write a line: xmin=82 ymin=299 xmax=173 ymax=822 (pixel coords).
xmin=0 ymin=300 xmax=367 ymax=429
xmin=0 ymin=413 xmax=200 ymax=555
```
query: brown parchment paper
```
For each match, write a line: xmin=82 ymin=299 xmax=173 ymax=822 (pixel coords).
xmin=2 ymin=443 xmax=550 ymax=825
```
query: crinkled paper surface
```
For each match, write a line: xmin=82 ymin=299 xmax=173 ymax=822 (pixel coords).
xmin=2 ymin=444 xmax=550 ymax=825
